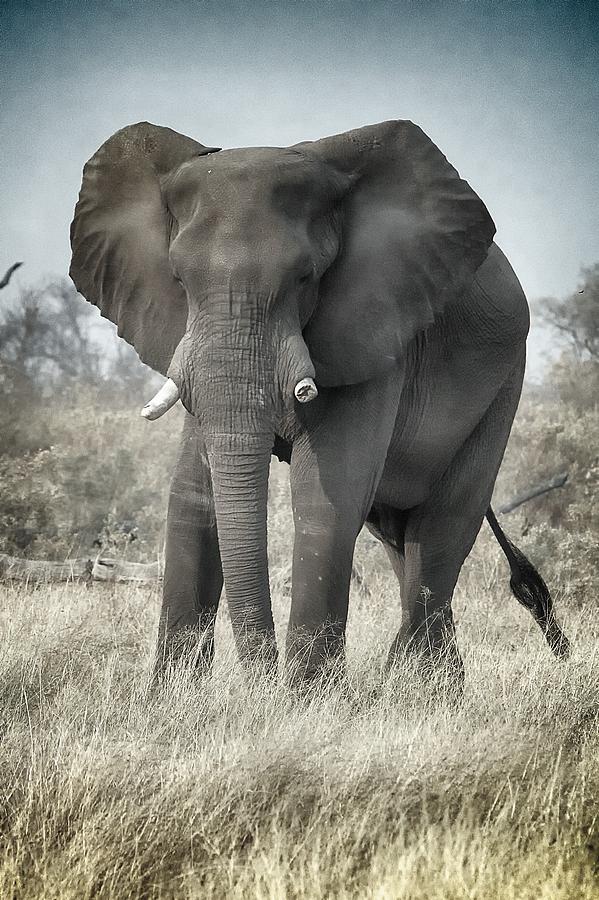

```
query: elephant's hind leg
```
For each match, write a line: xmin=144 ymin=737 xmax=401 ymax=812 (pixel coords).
xmin=387 ymin=353 xmax=526 ymax=684
xmin=155 ymin=414 xmax=223 ymax=675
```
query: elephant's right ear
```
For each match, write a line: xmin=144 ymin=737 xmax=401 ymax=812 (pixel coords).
xmin=69 ymin=122 xmax=219 ymax=375
xmin=297 ymin=120 xmax=495 ymax=386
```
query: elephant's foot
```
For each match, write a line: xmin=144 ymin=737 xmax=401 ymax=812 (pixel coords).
xmin=285 ymin=623 xmax=347 ymax=691
xmin=387 ymin=615 xmax=465 ymax=700
xmin=235 ymin=631 xmax=279 ymax=680
xmin=152 ymin=625 xmax=215 ymax=682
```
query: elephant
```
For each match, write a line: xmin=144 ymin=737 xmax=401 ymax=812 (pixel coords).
xmin=69 ymin=119 xmax=569 ymax=684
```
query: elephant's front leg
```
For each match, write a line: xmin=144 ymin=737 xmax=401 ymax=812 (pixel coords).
xmin=155 ymin=414 xmax=223 ymax=675
xmin=287 ymin=490 xmax=359 ymax=681
xmin=286 ymin=372 xmax=403 ymax=682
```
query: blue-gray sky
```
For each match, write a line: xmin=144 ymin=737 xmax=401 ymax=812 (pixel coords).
xmin=1 ymin=0 xmax=598 ymax=370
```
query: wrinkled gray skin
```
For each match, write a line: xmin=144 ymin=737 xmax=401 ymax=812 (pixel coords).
xmin=70 ymin=120 xmax=561 ymax=684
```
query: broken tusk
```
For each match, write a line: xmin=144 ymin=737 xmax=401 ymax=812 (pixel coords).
xmin=294 ymin=377 xmax=318 ymax=403
xmin=141 ymin=378 xmax=180 ymax=420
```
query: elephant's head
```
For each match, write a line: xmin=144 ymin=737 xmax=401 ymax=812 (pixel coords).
xmin=70 ymin=120 xmax=495 ymax=663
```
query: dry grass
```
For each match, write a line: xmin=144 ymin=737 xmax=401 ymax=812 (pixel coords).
xmin=1 ymin=469 xmax=598 ymax=899
xmin=3 ymin=278 xmax=599 ymax=897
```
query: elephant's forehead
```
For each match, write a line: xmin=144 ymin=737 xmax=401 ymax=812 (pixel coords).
xmin=168 ymin=147 xmax=334 ymax=208
xmin=203 ymin=147 xmax=321 ymax=179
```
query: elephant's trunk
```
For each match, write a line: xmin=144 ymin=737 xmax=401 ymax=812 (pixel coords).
xmin=204 ymin=428 xmax=276 ymax=666
xmin=180 ymin=312 xmax=278 ymax=667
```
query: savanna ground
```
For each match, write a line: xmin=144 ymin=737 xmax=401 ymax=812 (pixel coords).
xmin=1 ymin=502 xmax=599 ymax=899
xmin=1 ymin=276 xmax=599 ymax=897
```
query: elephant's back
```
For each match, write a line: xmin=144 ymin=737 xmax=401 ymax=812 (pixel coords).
xmin=467 ymin=243 xmax=530 ymax=342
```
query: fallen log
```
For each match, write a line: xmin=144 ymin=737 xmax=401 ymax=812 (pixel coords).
xmin=0 ymin=554 xmax=93 ymax=583
xmin=91 ymin=557 xmax=162 ymax=583
xmin=0 ymin=553 xmax=162 ymax=585
xmin=1 ymin=555 xmax=365 ymax=588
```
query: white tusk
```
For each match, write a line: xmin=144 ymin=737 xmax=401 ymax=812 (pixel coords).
xmin=140 ymin=378 xmax=180 ymax=420
xmin=294 ymin=377 xmax=318 ymax=403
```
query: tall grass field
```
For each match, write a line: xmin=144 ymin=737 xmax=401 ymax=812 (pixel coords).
xmin=2 ymin=283 xmax=599 ymax=897
xmin=1 ymin=459 xmax=598 ymax=899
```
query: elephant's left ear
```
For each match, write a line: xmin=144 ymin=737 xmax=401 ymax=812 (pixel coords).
xmin=69 ymin=122 xmax=219 ymax=375
xmin=298 ymin=120 xmax=496 ymax=386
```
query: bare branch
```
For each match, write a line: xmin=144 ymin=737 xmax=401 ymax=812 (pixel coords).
xmin=498 ymin=471 xmax=569 ymax=515
xmin=0 ymin=262 xmax=23 ymax=290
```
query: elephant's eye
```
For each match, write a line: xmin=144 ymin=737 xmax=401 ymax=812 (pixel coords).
xmin=298 ymin=269 xmax=314 ymax=285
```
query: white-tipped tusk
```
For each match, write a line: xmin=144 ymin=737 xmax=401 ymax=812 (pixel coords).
xmin=294 ymin=377 xmax=318 ymax=403
xmin=141 ymin=378 xmax=180 ymax=420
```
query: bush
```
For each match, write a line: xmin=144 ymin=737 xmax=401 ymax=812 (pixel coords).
xmin=0 ymin=280 xmax=176 ymax=559
xmin=493 ymin=371 xmax=599 ymax=606
xmin=0 ymin=384 xmax=182 ymax=560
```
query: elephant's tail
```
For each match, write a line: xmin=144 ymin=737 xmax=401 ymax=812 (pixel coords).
xmin=485 ymin=506 xmax=570 ymax=658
